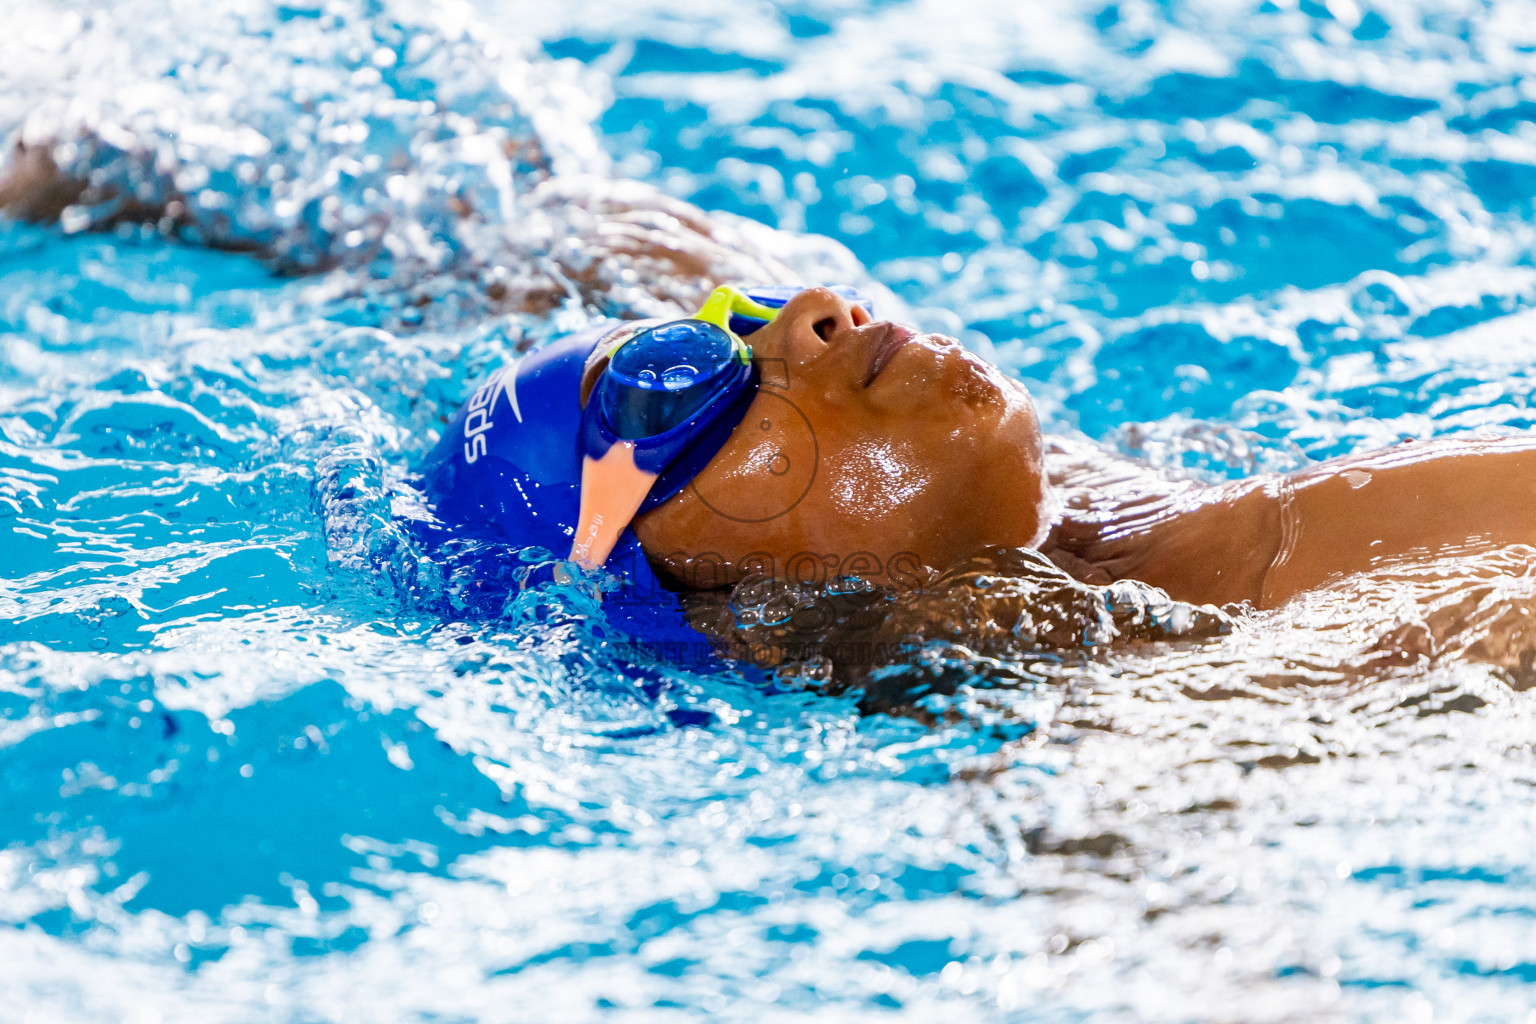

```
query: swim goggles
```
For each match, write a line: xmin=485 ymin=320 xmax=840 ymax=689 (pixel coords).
xmin=570 ymin=284 xmax=869 ymax=568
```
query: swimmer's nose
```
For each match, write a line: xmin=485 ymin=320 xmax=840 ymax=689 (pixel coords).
xmin=773 ymin=287 xmax=871 ymax=347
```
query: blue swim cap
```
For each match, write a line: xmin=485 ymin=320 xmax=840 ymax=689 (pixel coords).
xmin=417 ymin=325 xmax=663 ymax=586
xmin=419 ymin=284 xmax=871 ymax=589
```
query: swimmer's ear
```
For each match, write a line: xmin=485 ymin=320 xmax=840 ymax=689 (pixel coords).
xmin=579 ymin=320 xmax=654 ymax=406
xmin=578 ymin=351 xmax=609 ymax=407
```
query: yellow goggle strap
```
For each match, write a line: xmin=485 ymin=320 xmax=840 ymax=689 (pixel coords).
xmin=692 ymin=285 xmax=782 ymax=343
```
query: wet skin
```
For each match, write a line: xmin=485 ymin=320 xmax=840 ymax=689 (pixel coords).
xmin=635 ymin=289 xmax=1536 ymax=607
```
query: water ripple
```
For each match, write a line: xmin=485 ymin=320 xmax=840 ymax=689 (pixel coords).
xmin=5 ymin=0 xmax=1536 ymax=1021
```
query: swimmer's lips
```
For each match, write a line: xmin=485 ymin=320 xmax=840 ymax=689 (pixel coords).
xmin=862 ymin=321 xmax=917 ymax=387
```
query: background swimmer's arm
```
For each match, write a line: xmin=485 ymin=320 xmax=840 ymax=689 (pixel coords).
xmin=0 ymin=134 xmax=810 ymax=318
xmin=1050 ymin=436 xmax=1536 ymax=609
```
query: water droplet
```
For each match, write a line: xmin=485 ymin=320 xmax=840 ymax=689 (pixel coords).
xmin=662 ymin=363 xmax=699 ymax=389
xmin=1349 ymin=270 xmax=1413 ymax=319
xmin=1343 ymin=469 xmax=1372 ymax=489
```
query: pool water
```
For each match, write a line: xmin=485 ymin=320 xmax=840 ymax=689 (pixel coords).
xmin=6 ymin=0 xmax=1536 ymax=1020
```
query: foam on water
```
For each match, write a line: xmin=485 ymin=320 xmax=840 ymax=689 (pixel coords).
xmin=6 ymin=0 xmax=1536 ymax=1021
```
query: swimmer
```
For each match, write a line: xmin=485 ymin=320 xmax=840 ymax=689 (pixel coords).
xmin=9 ymin=141 xmax=1536 ymax=617
xmin=421 ymin=283 xmax=1536 ymax=614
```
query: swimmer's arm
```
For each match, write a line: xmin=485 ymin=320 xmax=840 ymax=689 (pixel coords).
xmin=1045 ymin=477 xmax=1279 ymax=608
xmin=1043 ymin=436 xmax=1279 ymax=605
xmin=1052 ymin=436 xmax=1536 ymax=608
xmin=0 ymin=142 xmax=84 ymax=223
xmin=0 ymin=137 xmax=265 ymax=258
xmin=1256 ymin=436 xmax=1536 ymax=605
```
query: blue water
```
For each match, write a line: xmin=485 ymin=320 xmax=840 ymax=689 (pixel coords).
xmin=6 ymin=0 xmax=1536 ymax=1020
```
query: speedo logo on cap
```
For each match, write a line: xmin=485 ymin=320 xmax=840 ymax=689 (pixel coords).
xmin=461 ymin=364 xmax=517 ymax=463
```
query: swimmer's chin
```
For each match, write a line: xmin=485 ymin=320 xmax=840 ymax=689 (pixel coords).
xmin=871 ymin=332 xmax=1020 ymax=410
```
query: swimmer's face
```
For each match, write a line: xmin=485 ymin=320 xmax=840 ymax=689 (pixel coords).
xmin=633 ymin=288 xmax=1047 ymax=588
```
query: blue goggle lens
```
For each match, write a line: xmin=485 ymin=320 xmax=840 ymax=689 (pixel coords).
xmin=599 ymin=320 xmax=743 ymax=439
